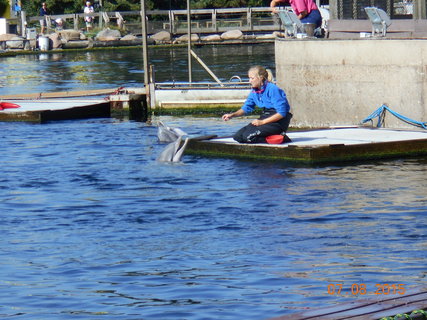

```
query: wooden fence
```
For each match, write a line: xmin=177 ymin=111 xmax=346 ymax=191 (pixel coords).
xmin=26 ymin=7 xmax=285 ymax=35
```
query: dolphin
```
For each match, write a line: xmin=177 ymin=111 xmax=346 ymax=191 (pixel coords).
xmin=172 ymin=137 xmax=189 ymax=162
xmin=157 ymin=121 xmax=187 ymax=143
xmin=157 ymin=136 xmax=190 ymax=162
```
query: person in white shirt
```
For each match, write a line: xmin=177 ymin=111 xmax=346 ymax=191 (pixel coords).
xmin=84 ymin=1 xmax=94 ymax=32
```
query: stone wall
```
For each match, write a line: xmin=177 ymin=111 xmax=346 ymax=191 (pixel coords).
xmin=275 ymin=38 xmax=427 ymax=128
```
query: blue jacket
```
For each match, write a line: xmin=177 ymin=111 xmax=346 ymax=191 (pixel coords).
xmin=241 ymin=81 xmax=290 ymax=117
xmin=40 ymin=7 xmax=48 ymax=16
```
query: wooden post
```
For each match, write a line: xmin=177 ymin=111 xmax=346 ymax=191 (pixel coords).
xmin=99 ymin=11 xmax=103 ymax=29
xmin=329 ymin=0 xmax=338 ymax=19
xmin=414 ymin=0 xmax=426 ymax=19
xmin=141 ymin=0 xmax=150 ymax=109
xmin=187 ymin=0 xmax=192 ymax=83
xmin=247 ymin=8 xmax=252 ymax=31
xmin=168 ymin=10 xmax=174 ymax=35
xmin=20 ymin=10 xmax=26 ymax=37
xmin=172 ymin=10 xmax=176 ymax=35
xmin=213 ymin=9 xmax=217 ymax=32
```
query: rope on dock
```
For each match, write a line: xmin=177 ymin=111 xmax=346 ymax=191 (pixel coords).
xmin=361 ymin=104 xmax=427 ymax=129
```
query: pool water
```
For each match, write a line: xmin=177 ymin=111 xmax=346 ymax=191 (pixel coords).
xmin=0 ymin=116 xmax=426 ymax=319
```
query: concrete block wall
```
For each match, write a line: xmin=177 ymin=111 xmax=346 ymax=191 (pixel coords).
xmin=275 ymin=38 xmax=427 ymax=128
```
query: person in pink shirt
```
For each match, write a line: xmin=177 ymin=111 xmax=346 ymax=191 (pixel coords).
xmin=270 ymin=0 xmax=322 ymax=28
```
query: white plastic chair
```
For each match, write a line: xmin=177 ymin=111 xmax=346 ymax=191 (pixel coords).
xmin=278 ymin=9 xmax=303 ymax=37
xmin=364 ymin=7 xmax=392 ymax=37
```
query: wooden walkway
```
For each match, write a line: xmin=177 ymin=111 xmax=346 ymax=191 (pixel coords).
xmin=269 ymin=287 xmax=427 ymax=320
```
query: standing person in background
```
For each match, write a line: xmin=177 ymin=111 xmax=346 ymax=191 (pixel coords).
xmin=39 ymin=2 xmax=49 ymax=34
xmin=270 ymin=0 xmax=322 ymax=28
xmin=84 ymin=1 xmax=95 ymax=32
xmin=222 ymin=66 xmax=292 ymax=144
xmin=13 ymin=1 xmax=22 ymax=15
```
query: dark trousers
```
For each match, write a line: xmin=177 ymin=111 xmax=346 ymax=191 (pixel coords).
xmin=233 ymin=111 xmax=292 ymax=143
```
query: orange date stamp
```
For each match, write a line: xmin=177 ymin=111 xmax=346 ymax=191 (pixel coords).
xmin=327 ymin=283 xmax=406 ymax=296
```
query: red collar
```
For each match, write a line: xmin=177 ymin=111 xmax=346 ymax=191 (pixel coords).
xmin=252 ymin=81 xmax=268 ymax=94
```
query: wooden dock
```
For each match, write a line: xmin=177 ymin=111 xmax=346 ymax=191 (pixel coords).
xmin=184 ymin=127 xmax=427 ymax=164
xmin=0 ymin=88 xmax=119 ymax=100
xmin=268 ymin=287 xmax=427 ymax=320
xmin=0 ymin=87 xmax=150 ymax=122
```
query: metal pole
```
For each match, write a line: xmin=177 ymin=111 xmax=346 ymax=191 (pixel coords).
xmin=187 ymin=0 xmax=192 ymax=83
xmin=140 ymin=0 xmax=151 ymax=116
xmin=190 ymin=50 xmax=223 ymax=86
xmin=141 ymin=0 xmax=149 ymax=86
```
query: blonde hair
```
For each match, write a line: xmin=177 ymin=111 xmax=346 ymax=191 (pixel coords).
xmin=248 ymin=65 xmax=274 ymax=82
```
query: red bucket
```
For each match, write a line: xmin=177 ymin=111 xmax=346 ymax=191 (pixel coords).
xmin=265 ymin=135 xmax=284 ymax=144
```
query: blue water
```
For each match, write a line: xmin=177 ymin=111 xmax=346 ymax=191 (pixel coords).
xmin=0 ymin=44 xmax=276 ymax=95
xmin=1 ymin=116 xmax=426 ymax=319
xmin=1 ymin=44 xmax=427 ymax=319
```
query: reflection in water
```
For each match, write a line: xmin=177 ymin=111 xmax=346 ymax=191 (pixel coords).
xmin=0 ymin=43 xmax=275 ymax=95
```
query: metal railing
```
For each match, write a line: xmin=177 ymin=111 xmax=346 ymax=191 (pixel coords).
xmin=25 ymin=7 xmax=284 ymax=35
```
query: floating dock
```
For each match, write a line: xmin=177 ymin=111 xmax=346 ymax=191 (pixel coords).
xmin=0 ymin=86 xmax=151 ymax=122
xmin=0 ymin=99 xmax=111 ymax=122
xmin=185 ymin=127 xmax=427 ymax=164
xmin=268 ymin=287 xmax=427 ymax=320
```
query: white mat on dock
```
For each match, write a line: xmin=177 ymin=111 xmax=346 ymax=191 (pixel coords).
xmin=0 ymin=99 xmax=107 ymax=113
xmin=210 ymin=128 xmax=427 ymax=147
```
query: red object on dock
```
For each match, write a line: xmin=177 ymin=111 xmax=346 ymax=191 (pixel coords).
xmin=266 ymin=135 xmax=285 ymax=144
xmin=0 ymin=102 xmax=21 ymax=110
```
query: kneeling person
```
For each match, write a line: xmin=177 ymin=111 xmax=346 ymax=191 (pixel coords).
xmin=222 ymin=65 xmax=292 ymax=143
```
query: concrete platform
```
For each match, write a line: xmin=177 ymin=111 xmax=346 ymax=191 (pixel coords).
xmin=185 ymin=127 xmax=427 ymax=164
xmin=0 ymin=99 xmax=111 ymax=122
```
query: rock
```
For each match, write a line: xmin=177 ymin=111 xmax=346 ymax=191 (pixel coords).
xmin=244 ymin=34 xmax=256 ymax=40
xmin=273 ymin=31 xmax=285 ymax=38
xmin=96 ymin=28 xmax=122 ymax=41
xmin=173 ymin=33 xmax=199 ymax=44
xmin=61 ymin=40 xmax=90 ymax=49
xmin=49 ymin=33 xmax=62 ymax=49
xmin=58 ymin=29 xmax=81 ymax=41
xmin=220 ymin=30 xmax=243 ymax=40
xmin=201 ymin=34 xmax=221 ymax=42
xmin=120 ymin=34 xmax=138 ymax=41
xmin=6 ymin=36 xmax=25 ymax=49
xmin=255 ymin=33 xmax=276 ymax=39
xmin=150 ymin=31 xmax=171 ymax=43
xmin=0 ymin=33 xmax=18 ymax=41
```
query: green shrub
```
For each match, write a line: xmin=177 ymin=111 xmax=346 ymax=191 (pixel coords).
xmin=0 ymin=0 xmax=9 ymax=17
